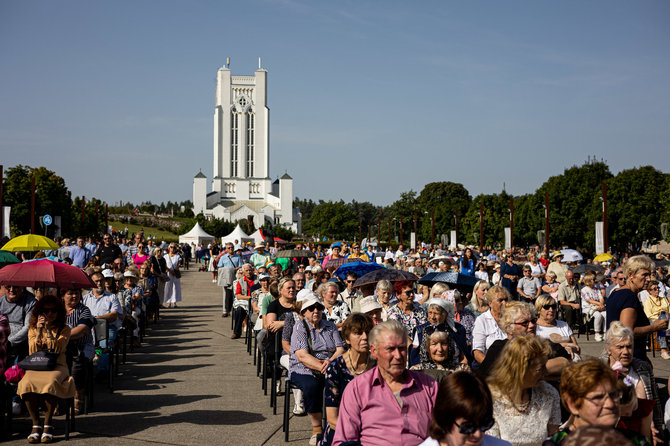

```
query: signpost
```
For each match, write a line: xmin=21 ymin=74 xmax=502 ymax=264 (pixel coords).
xmin=43 ymin=214 xmax=52 ymax=236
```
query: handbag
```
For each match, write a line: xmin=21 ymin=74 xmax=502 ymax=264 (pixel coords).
xmin=4 ymin=363 xmax=25 ymax=383
xmin=17 ymin=327 xmax=63 ymax=371
xmin=174 ymin=269 xmax=181 ymax=279
xmin=18 ymin=350 xmax=59 ymax=371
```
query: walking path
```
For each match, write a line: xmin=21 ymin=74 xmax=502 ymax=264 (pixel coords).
xmin=6 ymin=269 xmax=669 ymax=444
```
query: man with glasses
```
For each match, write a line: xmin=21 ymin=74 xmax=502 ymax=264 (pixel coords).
xmin=339 ymin=272 xmax=364 ymax=312
xmin=606 ymin=269 xmax=625 ymax=298
xmin=82 ymin=272 xmax=122 ymax=373
xmin=96 ymin=234 xmax=123 ymax=266
xmin=217 ymin=243 xmax=242 ymax=317
xmin=348 ymin=243 xmax=369 ymax=262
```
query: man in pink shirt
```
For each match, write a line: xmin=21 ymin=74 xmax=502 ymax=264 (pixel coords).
xmin=333 ymin=320 xmax=438 ymax=446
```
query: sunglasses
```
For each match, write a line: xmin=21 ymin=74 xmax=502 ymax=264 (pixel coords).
xmin=514 ymin=318 xmax=537 ymax=327
xmin=454 ymin=418 xmax=495 ymax=435
xmin=542 ymin=304 xmax=557 ymax=310
xmin=42 ymin=308 xmax=58 ymax=314
xmin=402 ymin=290 xmax=415 ymax=296
xmin=304 ymin=305 xmax=323 ymax=312
xmin=346 ymin=280 xmax=356 ymax=283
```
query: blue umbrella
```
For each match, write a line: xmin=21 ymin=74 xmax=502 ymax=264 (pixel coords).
xmin=418 ymin=271 xmax=480 ymax=292
xmin=333 ymin=261 xmax=385 ymax=280
xmin=353 ymin=269 xmax=419 ymax=288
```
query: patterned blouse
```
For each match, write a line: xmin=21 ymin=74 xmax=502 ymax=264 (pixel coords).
xmin=387 ymin=303 xmax=428 ymax=336
xmin=454 ymin=308 xmax=476 ymax=344
xmin=289 ymin=319 xmax=344 ymax=377
xmin=324 ymin=355 xmax=354 ymax=408
xmin=324 ymin=300 xmax=351 ymax=325
xmin=65 ymin=302 xmax=95 ymax=359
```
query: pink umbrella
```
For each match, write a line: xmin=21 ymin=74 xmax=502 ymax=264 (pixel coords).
xmin=0 ymin=259 xmax=95 ymax=289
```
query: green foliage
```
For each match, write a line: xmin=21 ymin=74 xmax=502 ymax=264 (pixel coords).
xmin=607 ymin=166 xmax=669 ymax=251
xmin=2 ymin=165 xmax=73 ymax=236
xmin=302 ymin=201 xmax=358 ymax=240
xmin=460 ymin=191 xmax=512 ymax=248
xmin=417 ymin=182 xmax=472 ymax=242
xmin=71 ymin=196 xmax=107 ymax=237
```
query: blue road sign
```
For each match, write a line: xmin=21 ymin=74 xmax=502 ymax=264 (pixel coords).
xmin=43 ymin=214 xmax=52 ymax=226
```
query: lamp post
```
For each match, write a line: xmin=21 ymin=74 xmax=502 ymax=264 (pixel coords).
xmin=509 ymin=198 xmax=514 ymax=249
xmin=602 ymin=182 xmax=608 ymax=252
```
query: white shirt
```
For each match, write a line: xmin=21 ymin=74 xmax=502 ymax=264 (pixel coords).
xmin=472 ymin=310 xmax=506 ymax=355
xmin=536 ymin=320 xmax=573 ymax=342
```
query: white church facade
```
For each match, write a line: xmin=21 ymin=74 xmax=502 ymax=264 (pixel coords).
xmin=193 ymin=60 xmax=301 ymax=233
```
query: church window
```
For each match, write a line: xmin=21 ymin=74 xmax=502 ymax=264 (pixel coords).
xmin=246 ymin=112 xmax=255 ymax=177
xmin=231 ymin=112 xmax=239 ymax=177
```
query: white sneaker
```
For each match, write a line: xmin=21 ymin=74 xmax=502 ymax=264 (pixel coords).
xmin=293 ymin=403 xmax=305 ymax=416
xmin=595 ymin=333 xmax=603 ymax=342
xmin=275 ymin=381 xmax=281 ymax=394
xmin=12 ymin=401 xmax=21 ymax=415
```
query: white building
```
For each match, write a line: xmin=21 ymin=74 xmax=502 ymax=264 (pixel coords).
xmin=193 ymin=60 xmax=301 ymax=233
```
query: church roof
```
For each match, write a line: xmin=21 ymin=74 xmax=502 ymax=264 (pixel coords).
xmin=280 ymin=173 xmax=293 ymax=180
xmin=216 ymin=199 xmax=279 ymax=213
xmin=194 ymin=171 xmax=207 ymax=179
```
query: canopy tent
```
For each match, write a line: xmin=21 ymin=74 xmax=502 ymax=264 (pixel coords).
xmin=179 ymin=222 xmax=216 ymax=245
xmin=221 ymin=224 xmax=254 ymax=246
xmin=249 ymin=229 xmax=288 ymax=246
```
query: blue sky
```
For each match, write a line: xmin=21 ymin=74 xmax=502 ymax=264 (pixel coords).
xmin=1 ymin=1 xmax=668 ymax=207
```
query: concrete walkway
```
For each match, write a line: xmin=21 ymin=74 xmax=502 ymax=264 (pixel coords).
xmin=6 ymin=269 xmax=669 ymax=444
xmin=7 ymin=269 xmax=313 ymax=445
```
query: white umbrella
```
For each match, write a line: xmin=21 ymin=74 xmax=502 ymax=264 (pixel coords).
xmin=561 ymin=249 xmax=583 ymax=263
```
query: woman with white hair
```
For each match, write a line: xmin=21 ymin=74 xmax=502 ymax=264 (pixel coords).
xmin=604 ymin=321 xmax=662 ymax=442
xmin=472 ymin=286 xmax=509 ymax=364
xmin=374 ymin=280 xmax=394 ymax=321
xmin=466 ymin=280 xmax=490 ymax=318
xmin=606 ymin=255 xmax=668 ymax=361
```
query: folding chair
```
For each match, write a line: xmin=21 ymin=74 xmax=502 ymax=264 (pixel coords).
xmin=94 ymin=319 xmax=114 ymax=392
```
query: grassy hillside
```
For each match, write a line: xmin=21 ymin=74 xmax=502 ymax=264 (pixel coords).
xmin=109 ymin=221 xmax=179 ymax=242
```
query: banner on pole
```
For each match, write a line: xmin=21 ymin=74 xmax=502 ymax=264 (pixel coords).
xmin=1 ymin=206 xmax=10 ymax=239
xmin=449 ymin=231 xmax=457 ymax=249
xmin=595 ymin=221 xmax=604 ymax=255
xmin=410 ymin=232 xmax=416 ymax=249
xmin=504 ymin=227 xmax=511 ymax=250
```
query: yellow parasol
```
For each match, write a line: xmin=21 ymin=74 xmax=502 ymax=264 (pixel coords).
xmin=1 ymin=234 xmax=59 ymax=252
xmin=593 ymin=253 xmax=613 ymax=263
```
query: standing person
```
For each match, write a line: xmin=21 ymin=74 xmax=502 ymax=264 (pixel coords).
xmin=517 ymin=266 xmax=541 ymax=303
xmin=231 ymin=264 xmax=254 ymax=339
xmin=547 ymin=251 xmax=567 ymax=284
xmin=164 ymin=243 xmax=182 ymax=308
xmin=95 ymin=234 xmax=123 ymax=266
xmin=217 ymin=243 xmax=242 ymax=318
xmin=181 ymin=243 xmax=191 ymax=270
xmin=557 ymin=271 xmax=581 ymax=330
xmin=525 ymin=252 xmax=545 ymax=281
xmin=132 ymin=243 xmax=149 ymax=269
xmin=333 ymin=320 xmax=439 ymax=446
xmin=460 ymin=248 xmax=476 ymax=276
xmin=606 ymin=255 xmax=668 ymax=362
xmin=499 ymin=255 xmax=520 ymax=300
xmin=151 ymin=248 xmax=168 ymax=308
xmin=68 ymin=237 xmax=91 ymax=269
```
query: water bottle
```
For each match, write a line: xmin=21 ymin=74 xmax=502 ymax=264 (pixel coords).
xmin=658 ymin=311 xmax=668 ymax=342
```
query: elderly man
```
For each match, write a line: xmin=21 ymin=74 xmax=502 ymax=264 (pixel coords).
xmin=333 ymin=320 xmax=438 ymax=446
xmin=0 ymin=285 xmax=37 ymax=361
xmin=338 ymin=272 xmax=363 ymax=313
xmin=558 ymin=270 xmax=581 ymax=329
xmin=217 ymin=242 xmax=242 ymax=317
xmin=82 ymin=272 xmax=122 ymax=372
xmin=232 ymin=263 xmax=255 ymax=339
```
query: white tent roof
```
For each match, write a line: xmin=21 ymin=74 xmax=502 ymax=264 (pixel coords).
xmin=249 ymin=229 xmax=264 ymax=244
xmin=221 ymin=224 xmax=254 ymax=245
xmin=178 ymin=222 xmax=216 ymax=245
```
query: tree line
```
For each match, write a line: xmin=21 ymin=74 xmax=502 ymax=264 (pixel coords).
xmin=294 ymin=160 xmax=670 ymax=253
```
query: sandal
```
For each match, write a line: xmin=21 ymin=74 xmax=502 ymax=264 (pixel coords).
xmin=41 ymin=425 xmax=53 ymax=443
xmin=27 ymin=426 xmax=42 ymax=443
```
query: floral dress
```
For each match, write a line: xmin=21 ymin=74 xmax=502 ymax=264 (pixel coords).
xmin=325 ymin=300 xmax=350 ymax=325
xmin=387 ymin=303 xmax=428 ymax=336
xmin=454 ymin=308 xmax=476 ymax=344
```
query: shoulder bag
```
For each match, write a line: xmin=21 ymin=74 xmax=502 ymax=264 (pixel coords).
xmin=18 ymin=327 xmax=63 ymax=371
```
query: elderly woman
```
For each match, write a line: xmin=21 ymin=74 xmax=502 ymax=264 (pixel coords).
xmin=606 ymin=255 xmax=668 ymax=361
xmin=541 ymin=271 xmax=560 ymax=301
xmin=359 ymin=295 xmax=383 ymax=326
xmin=322 ymin=313 xmax=375 ymax=446
xmin=580 ymin=273 xmax=606 ymax=342
xmin=151 ymin=247 xmax=168 ymax=307
xmin=18 ymin=295 xmax=76 ymax=443
xmin=471 ymin=286 xmax=509 ymax=364
xmin=419 ymin=371 xmax=511 ymax=446
xmin=387 ymin=282 xmax=428 ymax=337
xmin=374 ymin=279 xmax=394 ymax=321
xmin=289 ymin=294 xmax=345 ymax=446
xmin=163 ymin=243 xmax=182 ymax=308
xmin=525 ymin=251 xmax=545 ymax=280
xmin=545 ymin=359 xmax=650 ymax=445
xmin=642 ymin=281 xmax=670 ymax=359
xmin=487 ymin=336 xmax=560 ymax=446
xmin=446 ymin=290 xmax=476 ymax=345
xmin=411 ymin=298 xmax=470 ymax=367
xmin=604 ymin=322 xmax=662 ymax=442
xmin=478 ymin=302 xmax=570 ymax=379
xmin=467 ymin=280 xmax=490 ymax=318
xmin=61 ymin=288 xmax=95 ymax=414
xmin=321 ymin=244 xmax=342 ymax=269
xmin=535 ymin=294 xmax=580 ymax=357
xmin=319 ymin=282 xmax=350 ymax=329
xmin=410 ymin=323 xmax=466 ymax=383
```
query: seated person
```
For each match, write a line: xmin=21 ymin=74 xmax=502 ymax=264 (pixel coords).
xmin=410 ymin=324 xmax=467 ymax=383
xmin=534 ymin=294 xmax=580 ymax=359
xmin=18 ymin=295 xmax=75 ymax=443
xmin=0 ymin=284 xmax=37 ymax=361
xmin=82 ymin=272 xmax=122 ymax=372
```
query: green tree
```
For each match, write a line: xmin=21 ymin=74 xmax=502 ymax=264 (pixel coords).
xmin=417 ymin=182 xmax=472 ymax=243
xmin=302 ymin=201 xmax=358 ymax=241
xmin=3 ymin=165 xmax=73 ymax=237
xmin=607 ymin=166 xmax=669 ymax=251
xmin=461 ymin=191 xmax=512 ymax=248
xmin=534 ymin=161 xmax=613 ymax=250
xmin=71 ymin=196 xmax=106 ymax=237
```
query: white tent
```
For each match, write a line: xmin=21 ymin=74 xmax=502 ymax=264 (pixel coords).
xmin=178 ymin=222 xmax=216 ymax=245
xmin=221 ymin=224 xmax=254 ymax=246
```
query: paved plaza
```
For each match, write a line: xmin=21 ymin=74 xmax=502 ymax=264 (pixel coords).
xmin=5 ymin=269 xmax=670 ymax=445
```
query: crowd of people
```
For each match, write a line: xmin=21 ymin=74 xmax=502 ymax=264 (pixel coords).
xmin=204 ymin=238 xmax=670 ymax=446
xmin=0 ymin=231 xmax=188 ymax=443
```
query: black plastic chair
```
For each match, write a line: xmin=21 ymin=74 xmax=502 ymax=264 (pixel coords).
xmin=93 ymin=319 xmax=114 ymax=392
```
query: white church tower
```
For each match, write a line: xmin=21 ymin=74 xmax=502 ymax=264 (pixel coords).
xmin=193 ymin=59 xmax=301 ymax=233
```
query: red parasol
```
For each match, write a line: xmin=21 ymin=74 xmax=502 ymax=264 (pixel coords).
xmin=0 ymin=259 xmax=96 ymax=289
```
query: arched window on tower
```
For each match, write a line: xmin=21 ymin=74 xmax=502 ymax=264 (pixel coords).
xmin=246 ymin=112 xmax=255 ymax=177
